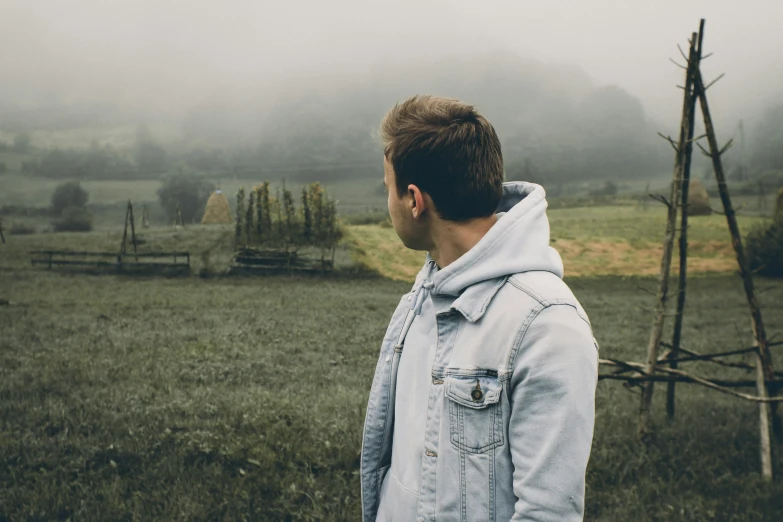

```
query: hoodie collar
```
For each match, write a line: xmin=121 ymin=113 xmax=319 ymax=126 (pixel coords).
xmin=413 ymin=182 xmax=563 ymax=323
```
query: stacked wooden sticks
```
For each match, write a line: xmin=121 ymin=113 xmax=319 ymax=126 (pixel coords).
xmin=597 ymin=19 xmax=782 ymax=481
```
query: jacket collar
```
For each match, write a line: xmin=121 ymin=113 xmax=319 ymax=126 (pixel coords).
xmin=448 ymin=276 xmax=507 ymax=323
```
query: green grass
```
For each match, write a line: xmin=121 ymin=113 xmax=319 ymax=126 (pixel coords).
xmin=549 ymin=204 xmax=766 ymax=243
xmin=347 ymin=204 xmax=773 ymax=280
xmin=1 ymin=228 xmax=783 ymax=520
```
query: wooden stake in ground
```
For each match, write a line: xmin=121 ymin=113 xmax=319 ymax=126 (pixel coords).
xmin=638 ymin=31 xmax=700 ymax=439
xmin=120 ymin=200 xmax=139 ymax=259
xmin=694 ymin=64 xmax=778 ymax=479
xmin=120 ymin=201 xmax=130 ymax=255
xmin=668 ymin=20 xmax=705 ymax=419
xmin=141 ymin=204 xmax=150 ymax=229
xmin=174 ymin=204 xmax=185 ymax=228
xmin=128 ymin=200 xmax=138 ymax=260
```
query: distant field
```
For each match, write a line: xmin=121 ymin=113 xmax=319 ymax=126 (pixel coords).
xmin=0 ymin=174 xmax=386 ymax=214
xmin=348 ymin=204 xmax=770 ymax=279
xmin=0 ymin=125 xmax=179 ymax=150
xmin=1 ymin=173 xmax=775 ymax=278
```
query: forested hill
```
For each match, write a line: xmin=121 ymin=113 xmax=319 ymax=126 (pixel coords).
xmin=239 ymin=52 xmax=668 ymax=182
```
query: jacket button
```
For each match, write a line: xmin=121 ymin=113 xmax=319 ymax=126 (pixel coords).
xmin=432 ymin=377 xmax=444 ymax=385
xmin=425 ymin=449 xmax=437 ymax=457
xmin=471 ymin=389 xmax=484 ymax=402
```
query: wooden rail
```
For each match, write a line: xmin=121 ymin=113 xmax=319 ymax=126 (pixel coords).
xmin=30 ymin=250 xmax=190 ymax=272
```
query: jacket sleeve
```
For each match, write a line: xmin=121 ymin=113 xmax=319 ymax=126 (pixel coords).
xmin=507 ymin=304 xmax=598 ymax=521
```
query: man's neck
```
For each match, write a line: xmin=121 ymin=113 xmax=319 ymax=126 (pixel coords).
xmin=428 ymin=214 xmax=498 ymax=269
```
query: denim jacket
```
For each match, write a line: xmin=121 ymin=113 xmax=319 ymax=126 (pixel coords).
xmin=360 ymin=183 xmax=599 ymax=521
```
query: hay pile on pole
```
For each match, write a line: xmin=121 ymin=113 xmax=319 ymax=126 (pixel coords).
xmin=686 ymin=179 xmax=712 ymax=216
xmin=201 ymin=190 xmax=233 ymax=225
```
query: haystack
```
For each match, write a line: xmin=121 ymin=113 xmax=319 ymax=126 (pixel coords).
xmin=687 ymin=179 xmax=712 ymax=216
xmin=201 ymin=190 xmax=233 ymax=224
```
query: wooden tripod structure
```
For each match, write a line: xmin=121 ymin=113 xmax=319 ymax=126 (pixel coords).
xmin=597 ymin=19 xmax=782 ymax=481
xmin=120 ymin=199 xmax=138 ymax=259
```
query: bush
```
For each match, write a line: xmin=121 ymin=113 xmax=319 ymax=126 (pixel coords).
xmin=157 ymin=173 xmax=214 ymax=224
xmin=53 ymin=207 xmax=93 ymax=232
xmin=589 ymin=181 xmax=618 ymax=197
xmin=51 ymin=181 xmax=89 ymax=216
xmin=746 ymin=217 xmax=783 ymax=277
xmin=8 ymin=223 xmax=36 ymax=235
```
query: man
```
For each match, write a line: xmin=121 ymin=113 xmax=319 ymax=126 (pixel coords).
xmin=360 ymin=95 xmax=599 ymax=521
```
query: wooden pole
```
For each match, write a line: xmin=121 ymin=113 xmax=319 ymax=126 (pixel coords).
xmin=120 ymin=201 xmax=130 ymax=255
xmin=753 ymin=322 xmax=774 ymax=480
xmin=128 ymin=200 xmax=138 ymax=260
xmin=638 ymin=31 xmax=699 ymax=440
xmin=668 ymin=20 xmax=705 ymax=419
xmin=694 ymin=64 xmax=777 ymax=479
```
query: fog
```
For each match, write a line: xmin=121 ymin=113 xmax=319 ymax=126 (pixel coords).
xmin=2 ymin=1 xmax=780 ymax=118
xmin=0 ymin=0 xmax=781 ymax=184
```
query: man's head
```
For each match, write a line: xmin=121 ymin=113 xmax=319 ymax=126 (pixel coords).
xmin=379 ymin=95 xmax=504 ymax=250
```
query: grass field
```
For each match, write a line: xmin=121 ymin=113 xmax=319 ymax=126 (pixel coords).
xmin=347 ymin=205 xmax=772 ymax=279
xmin=1 ymin=242 xmax=782 ymax=520
xmin=2 ymin=188 xmax=783 ymax=520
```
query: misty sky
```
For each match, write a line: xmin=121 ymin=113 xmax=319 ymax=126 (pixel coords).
xmin=1 ymin=0 xmax=781 ymax=128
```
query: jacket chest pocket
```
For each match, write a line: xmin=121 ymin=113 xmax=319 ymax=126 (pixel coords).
xmin=446 ymin=375 xmax=504 ymax=454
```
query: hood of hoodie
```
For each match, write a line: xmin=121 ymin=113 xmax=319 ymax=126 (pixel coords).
xmin=419 ymin=181 xmax=563 ymax=298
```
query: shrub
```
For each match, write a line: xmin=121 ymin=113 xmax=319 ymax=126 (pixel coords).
xmin=746 ymin=217 xmax=783 ymax=278
xmin=53 ymin=207 xmax=94 ymax=232
xmin=8 ymin=223 xmax=36 ymax=235
xmin=589 ymin=181 xmax=618 ymax=197
xmin=51 ymin=181 xmax=89 ymax=216
xmin=157 ymin=173 xmax=214 ymax=224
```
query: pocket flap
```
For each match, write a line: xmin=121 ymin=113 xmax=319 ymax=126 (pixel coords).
xmin=445 ymin=375 xmax=502 ymax=409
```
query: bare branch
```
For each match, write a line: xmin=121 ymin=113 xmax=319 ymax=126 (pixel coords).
xmin=657 ymin=132 xmax=680 ymax=152
xmin=719 ymin=138 xmax=734 ymax=156
xmin=696 ymin=142 xmax=712 ymax=157
xmin=701 ymin=52 xmax=713 ymax=60
xmin=687 ymin=133 xmax=707 ymax=144
xmin=649 ymin=194 xmax=671 ymax=208
xmin=669 ymin=58 xmax=688 ymax=70
xmin=677 ymin=44 xmax=689 ymax=62
xmin=599 ymin=359 xmax=783 ymax=402
xmin=704 ymin=73 xmax=726 ymax=91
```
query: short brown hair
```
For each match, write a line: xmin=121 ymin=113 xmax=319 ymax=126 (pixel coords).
xmin=379 ymin=95 xmax=504 ymax=222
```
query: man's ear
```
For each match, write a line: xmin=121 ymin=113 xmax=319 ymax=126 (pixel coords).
xmin=408 ymin=184 xmax=426 ymax=218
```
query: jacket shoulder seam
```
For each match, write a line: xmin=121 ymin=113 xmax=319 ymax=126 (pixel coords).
xmin=506 ymin=302 xmax=591 ymax=373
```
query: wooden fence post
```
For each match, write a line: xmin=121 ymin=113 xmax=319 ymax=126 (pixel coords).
xmin=639 ymin=30 xmax=700 ymax=440
xmin=668 ymin=20 xmax=705 ymax=420
xmin=694 ymin=63 xmax=777 ymax=480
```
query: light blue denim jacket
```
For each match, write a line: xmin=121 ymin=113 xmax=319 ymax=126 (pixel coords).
xmin=360 ymin=182 xmax=599 ymax=521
